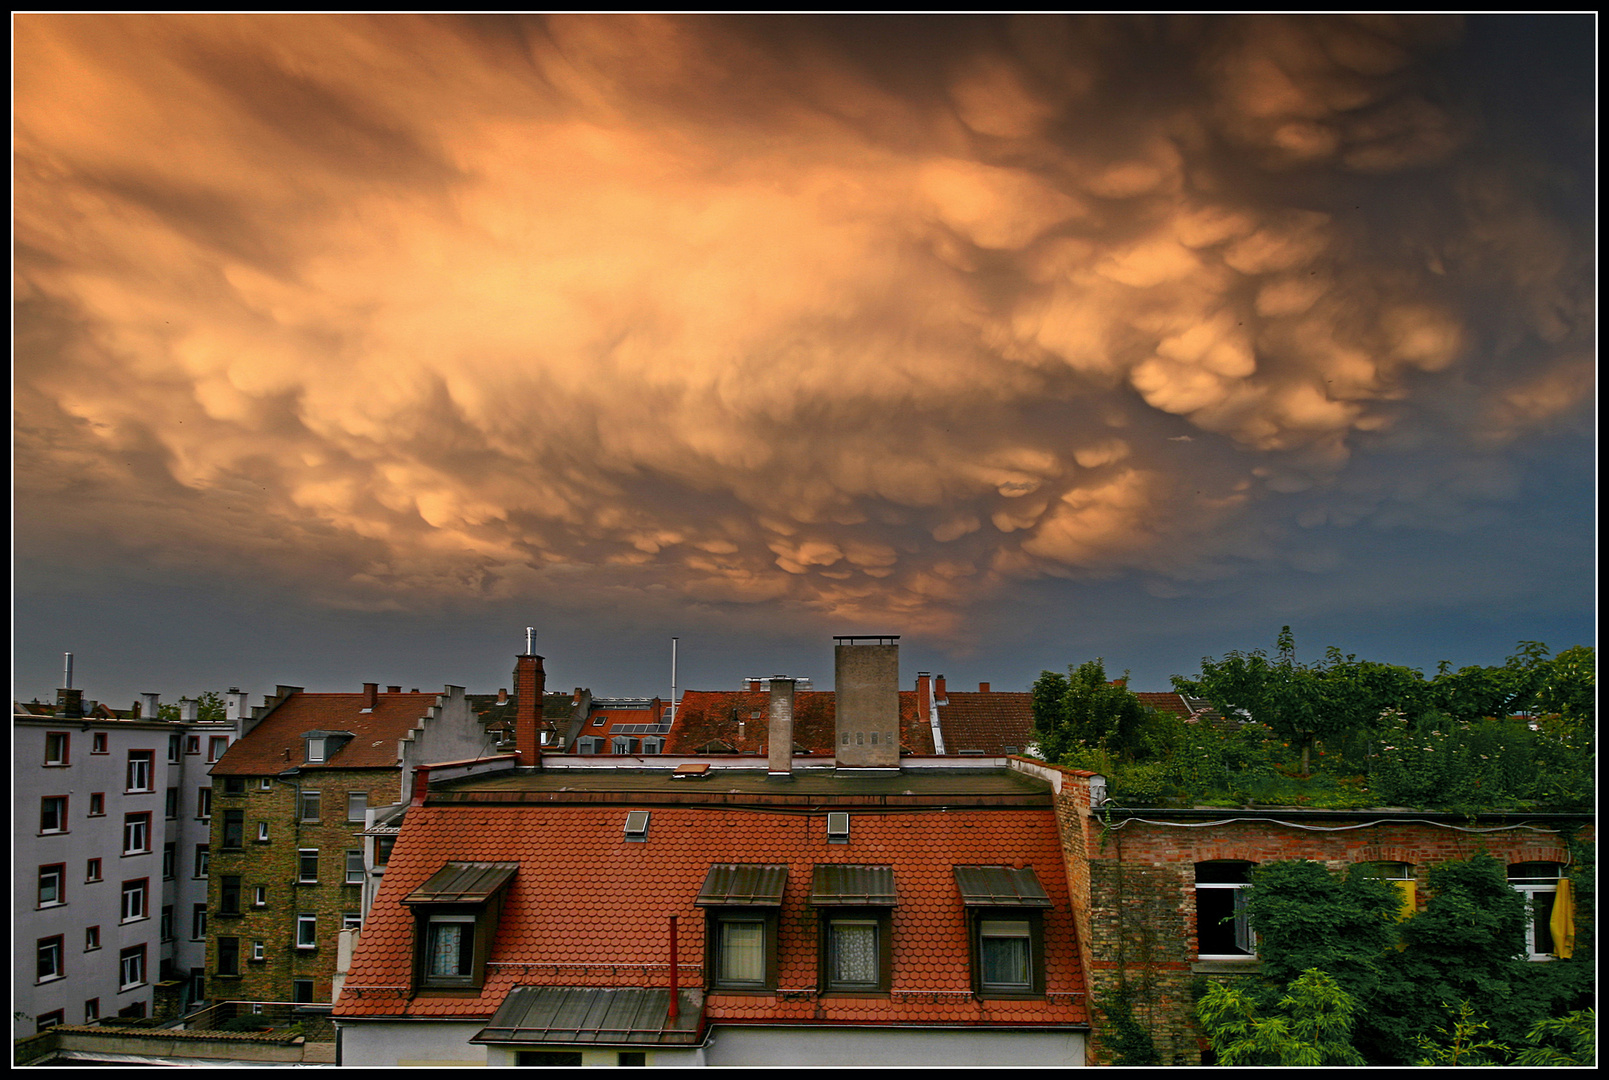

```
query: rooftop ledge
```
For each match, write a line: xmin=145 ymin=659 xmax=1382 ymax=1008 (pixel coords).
xmin=427 ymin=763 xmax=1054 ymax=808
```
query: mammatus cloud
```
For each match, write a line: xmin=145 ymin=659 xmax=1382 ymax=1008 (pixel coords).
xmin=14 ymin=15 xmax=1593 ymax=635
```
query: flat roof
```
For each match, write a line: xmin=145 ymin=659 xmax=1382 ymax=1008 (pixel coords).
xmin=428 ymin=765 xmax=1053 ymax=809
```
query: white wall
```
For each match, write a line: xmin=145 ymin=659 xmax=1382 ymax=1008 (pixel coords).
xmin=337 ymin=1020 xmax=488 ymax=1067
xmin=704 ymin=1026 xmax=1086 ymax=1067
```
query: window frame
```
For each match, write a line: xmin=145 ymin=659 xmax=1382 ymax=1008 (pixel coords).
xmin=119 ymin=944 xmax=147 ymax=990
xmin=197 ymin=786 xmax=213 ymax=821
xmin=86 ymin=925 xmax=101 ymax=951
xmin=208 ymin=736 xmax=228 ymax=763
xmin=299 ymin=790 xmax=322 ymax=823
xmin=1509 ymin=862 xmax=1563 ymax=961
xmin=86 ymin=857 xmax=103 ymax=883
xmin=1195 ymin=861 xmax=1257 ymax=960
xmin=125 ymin=750 xmax=155 ymax=793
xmin=92 ymin=732 xmax=109 ymax=754
xmin=412 ymin=903 xmax=500 ymax=990
xmin=37 ymin=935 xmax=65 ymax=983
xmin=123 ymin=811 xmax=153 ymax=855
xmin=221 ymin=808 xmax=244 ymax=849
xmin=41 ymin=795 xmax=69 ymax=834
xmin=161 ymin=904 xmax=175 ymax=942
xmin=216 ymin=936 xmax=240 ymax=977
xmin=819 ymin=909 xmax=893 ymax=994
xmin=164 ymin=787 xmax=178 ymax=819
xmin=120 ymin=878 xmax=149 ymax=923
xmin=706 ymin=910 xmax=780 ymax=992
xmin=39 ymin=863 xmax=66 ymax=908
xmin=194 ymin=845 xmax=210 ymax=878
xmin=347 ymin=791 xmax=369 ymax=823
xmin=253 ymin=884 xmax=268 ymax=907
xmin=219 ymin=875 xmax=242 ymax=916
xmin=298 ymin=849 xmax=320 ymax=884
xmin=186 ymin=735 xmax=201 ymax=756
xmin=85 ymin=999 xmax=100 ymax=1024
xmin=296 ymin=913 xmax=318 ymax=950
xmin=163 ymin=842 xmax=177 ymax=881
xmin=192 ymin=905 xmax=208 ymax=941
xmin=89 ymin=791 xmax=106 ymax=817
xmin=44 ymin=731 xmax=70 ymax=766
xmin=346 ymin=849 xmax=366 ymax=884
xmin=966 ymin=909 xmax=1047 ymax=998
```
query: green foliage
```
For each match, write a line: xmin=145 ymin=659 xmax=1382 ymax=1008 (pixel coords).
xmin=1415 ymin=1000 xmax=1509 ymax=1066
xmin=1368 ymin=710 xmax=1593 ymax=811
xmin=1096 ymin=984 xmax=1160 ymax=1065
xmin=1241 ymin=861 xmax=1399 ymax=1005
xmin=1513 ymin=1009 xmax=1595 ymax=1066
xmin=1197 ymin=969 xmax=1364 ymax=1066
xmin=156 ymin=690 xmax=227 ymax=722
xmin=1031 ymin=659 xmax=1156 ymax=764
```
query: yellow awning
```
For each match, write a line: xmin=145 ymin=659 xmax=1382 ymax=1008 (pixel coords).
xmin=1550 ymin=877 xmax=1575 ymax=959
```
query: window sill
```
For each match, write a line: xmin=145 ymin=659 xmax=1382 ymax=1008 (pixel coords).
xmin=708 ymin=986 xmax=776 ymax=996
xmin=1193 ymin=958 xmax=1261 ymax=974
xmin=216 ymin=911 xmax=243 ymax=919
xmin=43 ymin=763 xmax=71 ymax=769
xmin=118 ymin=983 xmax=148 ymax=993
xmin=211 ymin=973 xmax=241 ymax=981
xmin=38 ymin=901 xmax=65 ymax=911
xmin=88 ymin=812 xmax=107 ymax=819
xmin=295 ymin=946 xmax=318 ymax=952
xmin=121 ymin=916 xmax=150 ymax=926
xmin=122 ymin=851 xmax=152 ymax=858
xmin=86 ymin=945 xmax=102 ymax=953
xmin=36 ymin=975 xmax=66 ymax=986
xmin=39 ymin=831 xmax=69 ymax=837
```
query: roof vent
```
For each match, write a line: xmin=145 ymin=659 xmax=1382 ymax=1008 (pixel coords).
xmin=624 ymin=810 xmax=651 ymax=841
xmin=826 ymin=812 xmax=850 ymax=843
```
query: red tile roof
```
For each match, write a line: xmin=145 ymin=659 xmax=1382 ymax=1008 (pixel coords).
xmin=666 ymin=690 xmax=933 ymax=757
xmin=211 ymin=691 xmax=443 ymax=775
xmin=336 ymin=800 xmax=1086 ymax=1028
xmin=1133 ymin=692 xmax=1196 ymax=720
xmin=936 ymin=692 xmax=1034 ymax=755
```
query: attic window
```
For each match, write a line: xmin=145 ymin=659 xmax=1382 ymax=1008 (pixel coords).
xmin=826 ymin=813 xmax=850 ymax=843
xmin=954 ymin=866 xmax=1052 ymax=999
xmin=306 ymin=738 xmax=326 ymax=764
xmin=624 ymin=811 xmax=650 ymax=841
xmin=404 ymin=862 xmax=518 ymax=993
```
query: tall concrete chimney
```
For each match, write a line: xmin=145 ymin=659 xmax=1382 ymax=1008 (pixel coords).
xmin=140 ymin=692 xmax=161 ymax=720
xmin=767 ymin=677 xmax=796 ymax=780
xmin=834 ymin=636 xmax=900 ymax=768
xmin=225 ymin=688 xmax=250 ymax=723
xmin=179 ymin=698 xmax=200 ymax=722
xmin=514 ymin=652 xmax=546 ymax=768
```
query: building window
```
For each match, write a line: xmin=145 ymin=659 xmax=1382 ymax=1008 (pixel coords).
xmin=252 ymin=940 xmax=265 ymax=961
xmin=93 ymin=732 xmax=109 ymax=754
xmin=197 ymin=787 xmax=212 ymax=821
xmin=208 ymin=736 xmax=228 ymax=762
xmin=192 ymin=905 xmax=207 ymax=940
xmin=811 ymin=864 xmax=896 ymax=994
xmin=407 ymin=861 xmax=517 ymax=990
xmin=119 ymin=945 xmax=146 ymax=989
xmin=37 ymin=936 xmax=65 ymax=982
xmin=126 ymin=750 xmax=154 ymax=793
xmin=86 ymin=925 xmax=101 ymax=951
xmin=257 ymin=821 xmax=270 ymax=842
xmin=297 ymin=913 xmax=317 ymax=949
xmin=824 ymin=918 xmax=885 ymax=991
xmin=220 ymin=876 xmax=241 ymax=916
xmin=45 ymin=731 xmax=70 ymax=765
xmin=343 ymin=912 xmax=363 ymax=930
xmin=165 ymin=787 xmax=178 ymax=819
xmin=41 ymin=795 xmax=68 ymax=834
xmin=186 ymin=735 xmax=201 ymax=755
xmin=163 ymin=842 xmax=177 ymax=880
xmin=39 ymin=864 xmax=66 ymax=907
xmin=259 ymin=777 xmax=272 ymax=791
xmin=1196 ymin=861 xmax=1256 ymax=959
xmin=696 ymin=864 xmax=785 ymax=992
xmin=37 ymin=1010 xmax=65 ymax=1033
xmin=1358 ymin=861 xmax=1416 ymax=919
xmin=299 ymin=790 xmax=321 ymax=822
xmin=306 ymin=737 xmax=327 ymax=763
xmin=224 ymin=776 xmax=245 ymax=795
xmin=194 ymin=845 xmax=209 ymax=878
xmin=293 ymin=979 xmax=315 ymax=1004
xmin=89 ymin=792 xmax=106 ymax=816
xmin=121 ymin=879 xmax=148 ymax=922
xmin=85 ymin=999 xmax=100 ymax=1024
xmin=299 ymin=849 xmax=319 ymax=883
xmin=168 ymin=733 xmax=181 ymax=762
xmin=1509 ymin=863 xmax=1567 ymax=961
xmin=954 ymin=865 xmax=1052 ymax=998
xmin=979 ymin=919 xmax=1034 ymax=990
xmin=376 ymin=836 xmax=396 ymax=866
xmin=222 ymin=809 xmax=244 ymax=849
xmin=347 ymin=791 xmax=368 ymax=823
xmin=87 ymin=857 xmax=102 ymax=882
xmin=161 ymin=905 xmax=175 ymax=942
xmin=519 ymin=1052 xmax=583 ymax=1066
xmin=123 ymin=812 xmax=152 ymax=854
xmin=217 ymin=936 xmax=239 ymax=977
xmin=712 ymin=916 xmax=771 ymax=988
xmin=347 ymin=850 xmax=366 ymax=884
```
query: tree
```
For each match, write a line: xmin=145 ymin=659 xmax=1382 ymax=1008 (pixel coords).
xmin=1197 ymin=968 xmax=1365 ymax=1066
xmin=1240 ymin=860 xmax=1400 ymax=1006
xmin=1514 ymin=1009 xmax=1595 ymax=1066
xmin=1031 ymin=659 xmax=1155 ymax=764
xmin=157 ymin=690 xmax=227 ymax=722
xmin=1414 ymin=1000 xmax=1509 ymax=1066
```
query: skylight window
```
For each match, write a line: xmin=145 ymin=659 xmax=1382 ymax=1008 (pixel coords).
xmin=826 ymin=812 xmax=850 ymax=842
xmin=624 ymin=811 xmax=650 ymax=841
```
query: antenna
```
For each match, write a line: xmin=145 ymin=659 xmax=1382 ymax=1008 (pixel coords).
xmin=525 ymin=626 xmax=535 ymax=655
xmin=670 ymin=637 xmax=678 ymax=720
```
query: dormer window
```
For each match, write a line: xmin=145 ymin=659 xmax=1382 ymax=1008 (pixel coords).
xmin=954 ymin=865 xmax=1053 ymax=999
xmin=306 ymin=738 xmax=326 ymax=764
xmin=405 ymin=862 xmax=517 ymax=992
xmin=812 ymin=865 xmax=896 ymax=994
xmin=696 ymin=864 xmax=787 ymax=992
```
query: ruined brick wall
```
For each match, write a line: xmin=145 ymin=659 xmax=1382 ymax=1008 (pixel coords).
xmin=1081 ymin=813 xmax=1591 ymax=1065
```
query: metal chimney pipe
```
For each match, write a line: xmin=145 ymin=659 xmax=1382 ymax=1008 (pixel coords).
xmin=63 ymin=652 xmax=74 ymax=690
xmin=671 ymin=637 xmax=678 ymax=721
xmin=667 ymin=914 xmax=679 ymax=1022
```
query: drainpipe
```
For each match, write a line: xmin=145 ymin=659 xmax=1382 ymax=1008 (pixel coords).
xmin=667 ymin=915 xmax=679 ymax=1024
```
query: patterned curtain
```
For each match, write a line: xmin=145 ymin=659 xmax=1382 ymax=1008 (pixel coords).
xmin=430 ymin=923 xmax=464 ymax=976
xmin=831 ymin=922 xmax=878 ymax=985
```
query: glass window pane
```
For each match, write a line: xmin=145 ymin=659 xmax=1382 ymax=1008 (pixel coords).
xmin=980 ymin=920 xmax=1031 ymax=988
xmin=719 ymin=921 xmax=765 ymax=983
xmin=830 ymin=922 xmax=878 ymax=986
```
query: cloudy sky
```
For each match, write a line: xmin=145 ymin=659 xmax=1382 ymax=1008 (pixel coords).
xmin=14 ymin=14 xmax=1595 ymax=709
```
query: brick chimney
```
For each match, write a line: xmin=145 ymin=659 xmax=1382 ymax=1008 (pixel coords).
xmin=916 ymin=672 xmax=933 ymax=717
xmin=497 ymin=688 xmax=508 ymax=704
xmin=362 ymin=683 xmax=378 ymax=709
xmin=514 ymin=653 xmax=546 ymax=768
xmin=978 ymin=682 xmax=990 ymax=693
xmin=56 ymin=687 xmax=84 ymax=719
xmin=387 ymin=685 xmax=402 ymax=694
xmin=767 ymin=677 xmax=796 ymax=780
xmin=934 ymin=675 xmax=947 ymax=704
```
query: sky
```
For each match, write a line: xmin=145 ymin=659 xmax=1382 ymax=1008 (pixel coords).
xmin=13 ymin=14 xmax=1596 ymax=710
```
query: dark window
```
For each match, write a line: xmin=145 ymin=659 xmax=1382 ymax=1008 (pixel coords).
xmin=208 ymin=736 xmax=228 ymax=762
xmin=217 ymin=936 xmax=239 ymax=977
xmin=37 ymin=936 xmax=65 ymax=981
xmin=86 ymin=925 xmax=101 ymax=951
xmin=197 ymin=787 xmax=212 ymax=820
xmin=293 ymin=979 xmax=315 ymax=1004
xmin=87 ymin=857 xmax=102 ymax=882
xmin=37 ymin=1010 xmax=65 ymax=1033
xmin=90 ymin=792 xmax=106 ymax=816
xmin=299 ymin=849 xmax=319 ymax=882
xmin=126 ymin=750 xmax=154 ymax=792
xmin=163 ymin=843 xmax=177 ymax=880
xmin=93 ymin=732 xmax=108 ymax=754
xmin=224 ymin=776 xmax=245 ymax=796
xmin=618 ymin=1052 xmax=646 ymax=1066
xmin=85 ymin=999 xmax=100 ymax=1024
xmin=192 ymin=905 xmax=207 ymax=940
xmin=165 ymin=787 xmax=178 ymax=819
xmin=44 ymin=732 xmax=70 ymax=765
xmin=41 ymin=795 xmax=68 ymax=833
xmin=119 ymin=944 xmax=146 ymax=989
xmin=375 ymin=837 xmax=395 ymax=866
xmin=220 ymin=876 xmax=241 ymax=915
xmin=517 ymin=1052 xmax=583 ymax=1066
xmin=222 ymin=809 xmax=244 ymax=849
xmin=1196 ymin=861 xmax=1256 ymax=958
xmin=39 ymin=864 xmax=66 ymax=907
xmin=161 ymin=905 xmax=175 ymax=942
xmin=194 ymin=845 xmax=209 ymax=877
xmin=121 ymin=879 xmax=148 ymax=922
xmin=299 ymin=791 xmax=321 ymax=822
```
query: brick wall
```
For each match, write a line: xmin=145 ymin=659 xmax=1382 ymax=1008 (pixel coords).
xmin=209 ymin=768 xmax=400 ymax=1005
xmin=1071 ymin=811 xmax=1592 ymax=1065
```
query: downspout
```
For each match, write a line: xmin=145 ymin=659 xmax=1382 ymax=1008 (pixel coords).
xmin=667 ymin=914 xmax=679 ymax=1025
